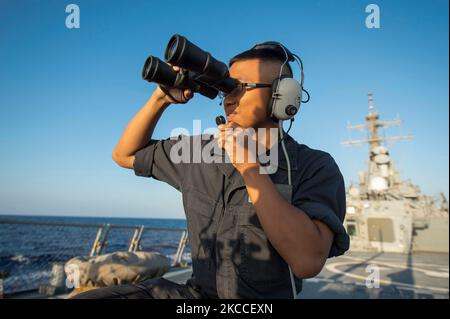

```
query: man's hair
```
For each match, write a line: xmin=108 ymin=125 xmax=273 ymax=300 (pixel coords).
xmin=228 ymin=48 xmax=293 ymax=77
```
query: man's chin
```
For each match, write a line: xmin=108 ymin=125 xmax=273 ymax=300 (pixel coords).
xmin=226 ymin=115 xmax=256 ymax=129
xmin=230 ymin=120 xmax=247 ymax=128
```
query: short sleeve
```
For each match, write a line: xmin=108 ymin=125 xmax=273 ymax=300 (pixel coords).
xmin=133 ymin=135 xmax=188 ymax=191
xmin=292 ymin=153 xmax=350 ymax=257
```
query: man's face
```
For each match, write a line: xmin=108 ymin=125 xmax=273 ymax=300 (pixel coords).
xmin=224 ymin=58 xmax=283 ymax=128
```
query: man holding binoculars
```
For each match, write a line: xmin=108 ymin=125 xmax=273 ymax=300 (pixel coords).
xmin=75 ymin=35 xmax=349 ymax=299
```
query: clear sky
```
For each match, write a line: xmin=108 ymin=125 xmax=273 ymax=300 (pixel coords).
xmin=0 ymin=0 xmax=448 ymax=218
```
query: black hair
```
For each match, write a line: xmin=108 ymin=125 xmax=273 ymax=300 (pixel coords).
xmin=229 ymin=48 xmax=293 ymax=77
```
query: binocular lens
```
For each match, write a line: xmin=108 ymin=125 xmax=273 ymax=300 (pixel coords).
xmin=166 ymin=36 xmax=179 ymax=62
xmin=142 ymin=56 xmax=177 ymax=86
xmin=142 ymin=56 xmax=156 ymax=81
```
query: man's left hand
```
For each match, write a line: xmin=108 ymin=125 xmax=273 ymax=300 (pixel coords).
xmin=215 ymin=123 xmax=260 ymax=174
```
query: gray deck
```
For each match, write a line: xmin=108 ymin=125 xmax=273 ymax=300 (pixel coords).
xmin=300 ymin=251 xmax=449 ymax=299
xmin=152 ymin=251 xmax=450 ymax=299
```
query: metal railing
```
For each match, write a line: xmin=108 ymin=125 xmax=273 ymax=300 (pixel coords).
xmin=0 ymin=218 xmax=189 ymax=296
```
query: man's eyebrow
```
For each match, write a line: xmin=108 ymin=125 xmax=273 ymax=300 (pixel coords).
xmin=231 ymin=75 xmax=254 ymax=83
xmin=230 ymin=75 xmax=244 ymax=81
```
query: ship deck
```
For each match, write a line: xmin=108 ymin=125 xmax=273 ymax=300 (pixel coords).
xmin=8 ymin=251 xmax=449 ymax=299
xmin=301 ymin=251 xmax=449 ymax=299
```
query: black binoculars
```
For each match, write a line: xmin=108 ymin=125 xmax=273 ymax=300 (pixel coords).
xmin=142 ymin=34 xmax=239 ymax=99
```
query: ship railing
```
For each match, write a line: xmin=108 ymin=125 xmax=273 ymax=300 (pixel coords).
xmin=0 ymin=218 xmax=189 ymax=297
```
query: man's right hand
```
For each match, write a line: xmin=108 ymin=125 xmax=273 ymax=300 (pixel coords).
xmin=153 ymin=65 xmax=193 ymax=104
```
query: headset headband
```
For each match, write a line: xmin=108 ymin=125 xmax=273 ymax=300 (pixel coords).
xmin=251 ymin=41 xmax=296 ymax=62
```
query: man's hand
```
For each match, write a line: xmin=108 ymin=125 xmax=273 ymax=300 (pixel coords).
xmin=155 ymin=65 xmax=193 ymax=104
xmin=215 ymin=123 xmax=260 ymax=174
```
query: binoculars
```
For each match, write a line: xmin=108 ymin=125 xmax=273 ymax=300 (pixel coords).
xmin=142 ymin=34 xmax=239 ymax=99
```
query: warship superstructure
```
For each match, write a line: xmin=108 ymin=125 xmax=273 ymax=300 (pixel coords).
xmin=341 ymin=93 xmax=449 ymax=254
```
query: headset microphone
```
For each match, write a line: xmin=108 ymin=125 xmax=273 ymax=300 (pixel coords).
xmin=215 ymin=115 xmax=226 ymax=126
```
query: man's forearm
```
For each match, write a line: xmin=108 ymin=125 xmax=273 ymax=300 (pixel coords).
xmin=240 ymin=165 xmax=332 ymax=278
xmin=112 ymin=91 xmax=170 ymax=167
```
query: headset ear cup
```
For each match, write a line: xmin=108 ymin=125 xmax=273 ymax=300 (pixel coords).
xmin=270 ymin=77 xmax=302 ymax=121
xmin=268 ymin=77 xmax=281 ymax=118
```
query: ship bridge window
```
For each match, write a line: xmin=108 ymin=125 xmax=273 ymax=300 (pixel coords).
xmin=346 ymin=220 xmax=359 ymax=237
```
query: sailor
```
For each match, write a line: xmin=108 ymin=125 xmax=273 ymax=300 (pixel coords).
xmin=74 ymin=42 xmax=350 ymax=299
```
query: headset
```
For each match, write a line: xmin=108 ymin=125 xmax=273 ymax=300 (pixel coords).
xmin=249 ymin=41 xmax=310 ymax=121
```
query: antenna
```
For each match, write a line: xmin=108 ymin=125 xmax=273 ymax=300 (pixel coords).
xmin=341 ymin=93 xmax=414 ymax=148
xmin=368 ymin=92 xmax=374 ymax=114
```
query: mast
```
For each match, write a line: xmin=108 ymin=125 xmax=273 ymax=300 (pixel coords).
xmin=342 ymin=93 xmax=414 ymax=194
xmin=341 ymin=93 xmax=414 ymax=149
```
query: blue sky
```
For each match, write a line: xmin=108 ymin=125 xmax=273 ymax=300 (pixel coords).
xmin=0 ymin=0 xmax=448 ymax=218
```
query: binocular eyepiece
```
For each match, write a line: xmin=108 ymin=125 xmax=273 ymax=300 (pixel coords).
xmin=142 ymin=34 xmax=238 ymax=100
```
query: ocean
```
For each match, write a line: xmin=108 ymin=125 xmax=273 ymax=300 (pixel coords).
xmin=0 ymin=214 xmax=189 ymax=295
